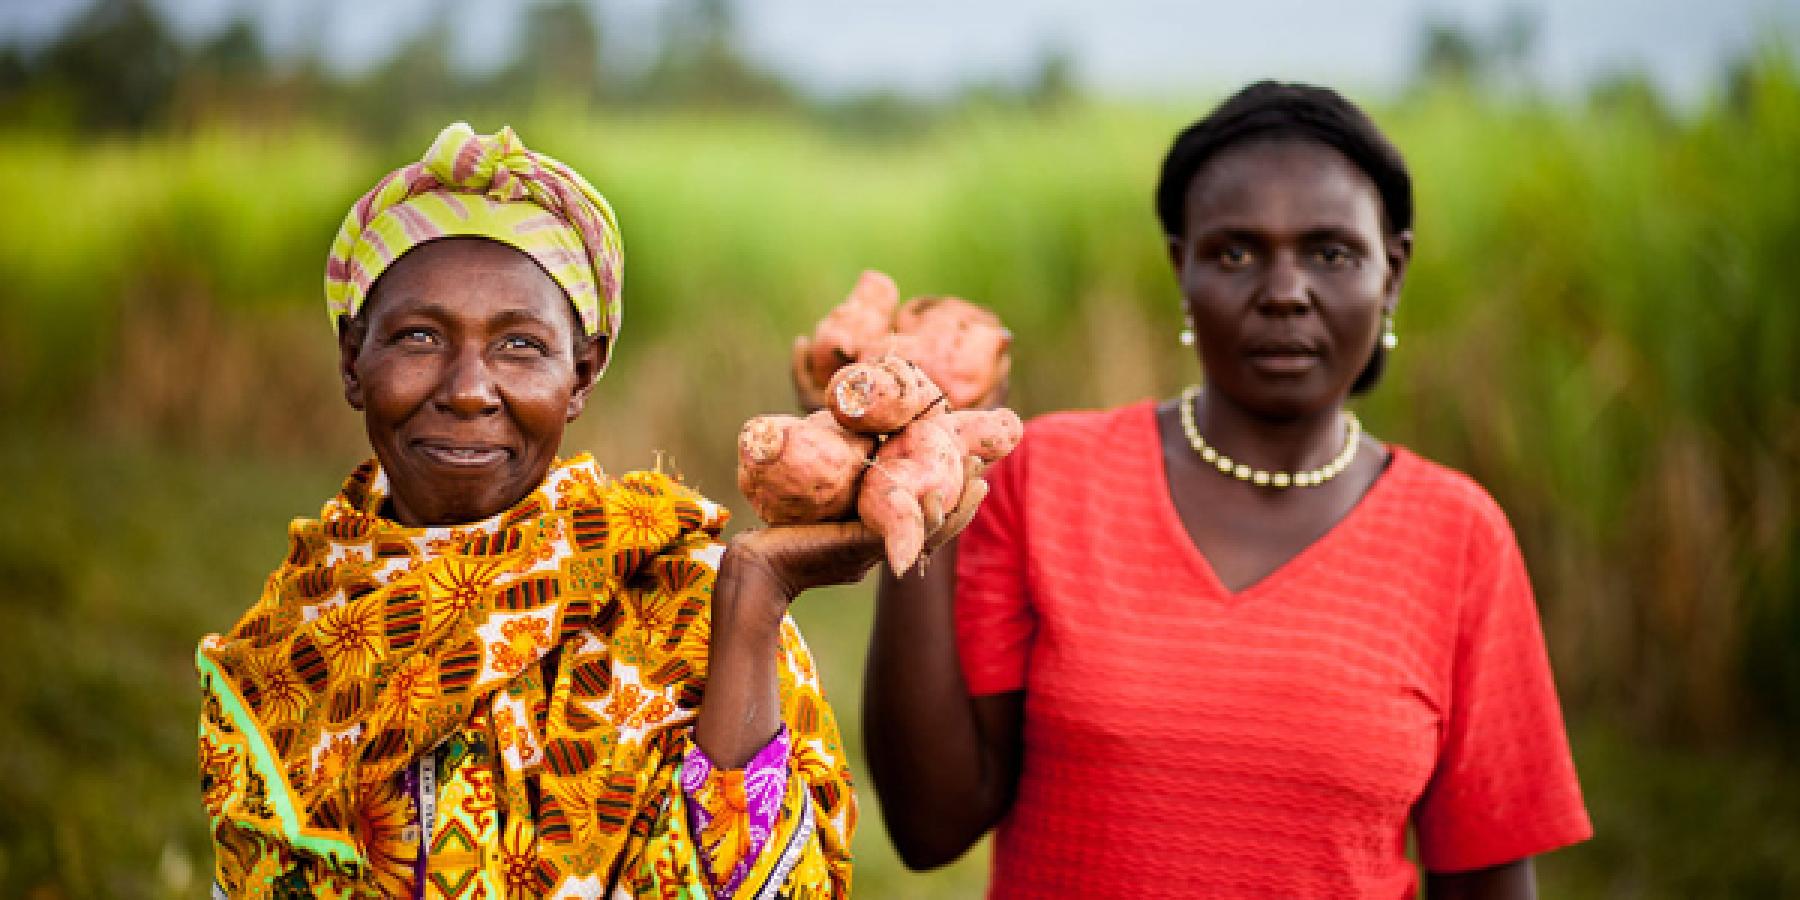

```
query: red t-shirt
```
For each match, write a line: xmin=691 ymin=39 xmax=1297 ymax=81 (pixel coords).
xmin=955 ymin=401 xmax=1591 ymax=898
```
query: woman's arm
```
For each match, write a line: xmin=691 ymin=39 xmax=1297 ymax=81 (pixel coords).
xmin=696 ymin=522 xmax=882 ymax=768
xmin=1426 ymin=858 xmax=1537 ymax=899
xmin=863 ymin=537 xmax=1026 ymax=870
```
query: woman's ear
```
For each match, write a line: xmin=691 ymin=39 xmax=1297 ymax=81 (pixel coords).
xmin=565 ymin=332 xmax=609 ymax=422
xmin=1165 ymin=234 xmax=1188 ymax=279
xmin=338 ymin=314 xmax=366 ymax=411
xmin=1383 ymin=229 xmax=1414 ymax=309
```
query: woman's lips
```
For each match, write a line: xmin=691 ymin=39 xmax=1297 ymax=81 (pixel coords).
xmin=1246 ymin=348 xmax=1321 ymax=374
xmin=413 ymin=440 xmax=512 ymax=468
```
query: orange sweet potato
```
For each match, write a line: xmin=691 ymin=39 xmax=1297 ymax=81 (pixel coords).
xmin=827 ymin=355 xmax=945 ymax=434
xmin=881 ymin=295 xmax=1012 ymax=409
xmin=737 ymin=410 xmax=875 ymax=525
xmin=858 ymin=407 xmax=1023 ymax=574
xmin=941 ymin=408 xmax=1024 ymax=464
xmin=800 ymin=270 xmax=899 ymax=398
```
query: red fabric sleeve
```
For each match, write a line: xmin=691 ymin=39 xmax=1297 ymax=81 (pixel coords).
xmin=1413 ymin=500 xmax=1593 ymax=872
xmin=953 ymin=427 xmax=1035 ymax=697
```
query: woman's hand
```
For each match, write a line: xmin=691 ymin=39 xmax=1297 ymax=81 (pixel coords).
xmin=727 ymin=520 xmax=884 ymax=608
xmin=914 ymin=454 xmax=989 ymax=566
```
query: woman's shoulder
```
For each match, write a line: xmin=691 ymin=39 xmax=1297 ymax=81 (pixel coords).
xmin=1384 ymin=445 xmax=1518 ymax=543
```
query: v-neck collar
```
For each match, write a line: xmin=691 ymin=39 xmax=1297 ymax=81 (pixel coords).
xmin=1137 ymin=400 xmax=1408 ymax=606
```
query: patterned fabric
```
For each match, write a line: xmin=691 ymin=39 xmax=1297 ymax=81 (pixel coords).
xmin=682 ymin=727 xmax=792 ymax=899
xmin=325 ymin=122 xmax=624 ymax=343
xmin=197 ymin=456 xmax=856 ymax=898
xmin=955 ymin=402 xmax=1591 ymax=898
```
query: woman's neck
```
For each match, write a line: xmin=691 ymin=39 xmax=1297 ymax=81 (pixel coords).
xmin=1189 ymin=389 xmax=1351 ymax=475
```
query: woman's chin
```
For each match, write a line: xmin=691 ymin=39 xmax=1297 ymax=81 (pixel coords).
xmin=385 ymin=467 xmax=537 ymax=527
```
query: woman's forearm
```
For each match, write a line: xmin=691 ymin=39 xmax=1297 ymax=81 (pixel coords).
xmin=698 ymin=523 xmax=883 ymax=769
xmin=864 ymin=539 xmax=1023 ymax=870
xmin=694 ymin=551 xmax=789 ymax=769
xmin=1426 ymin=859 xmax=1537 ymax=900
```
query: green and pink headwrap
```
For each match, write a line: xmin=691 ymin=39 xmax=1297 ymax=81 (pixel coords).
xmin=325 ymin=122 xmax=623 ymax=343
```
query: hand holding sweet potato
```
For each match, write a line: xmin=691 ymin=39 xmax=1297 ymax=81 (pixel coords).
xmin=743 ymin=356 xmax=1022 ymax=573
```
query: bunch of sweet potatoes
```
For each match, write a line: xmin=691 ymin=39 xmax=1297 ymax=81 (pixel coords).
xmin=743 ymin=273 xmax=1021 ymax=574
xmin=792 ymin=269 xmax=1012 ymax=412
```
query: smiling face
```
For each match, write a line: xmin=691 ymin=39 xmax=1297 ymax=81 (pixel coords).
xmin=1169 ymin=138 xmax=1410 ymax=420
xmin=339 ymin=237 xmax=606 ymax=526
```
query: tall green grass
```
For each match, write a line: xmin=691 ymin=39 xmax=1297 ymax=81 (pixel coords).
xmin=1 ymin=52 xmax=1796 ymax=896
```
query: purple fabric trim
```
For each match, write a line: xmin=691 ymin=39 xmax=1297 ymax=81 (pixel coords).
xmin=681 ymin=726 xmax=792 ymax=899
xmin=404 ymin=760 xmax=425 ymax=900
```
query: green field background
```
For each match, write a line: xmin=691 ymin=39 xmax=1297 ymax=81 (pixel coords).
xmin=3 ymin=55 xmax=1799 ymax=896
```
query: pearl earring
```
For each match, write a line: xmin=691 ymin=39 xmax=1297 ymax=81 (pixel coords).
xmin=1179 ymin=315 xmax=1196 ymax=347
xmin=1381 ymin=313 xmax=1398 ymax=350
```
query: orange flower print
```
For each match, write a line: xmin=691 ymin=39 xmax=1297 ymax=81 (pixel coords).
xmin=605 ymin=488 xmax=678 ymax=551
xmin=492 ymin=705 xmax=523 ymax=759
xmin=603 ymin=683 xmax=646 ymax=724
xmin=351 ymin=776 xmax=418 ymax=897
xmin=488 ymin=615 xmax=553 ymax=678
xmin=243 ymin=649 xmax=310 ymax=725
xmin=556 ymin=465 xmax=603 ymax=506
xmin=314 ymin=598 xmax=383 ymax=678
xmin=423 ymin=557 xmax=503 ymax=636
xmin=494 ymin=818 xmax=541 ymax=900
xmin=312 ymin=728 xmax=360 ymax=782
xmin=378 ymin=653 xmax=439 ymax=728
xmin=638 ymin=695 xmax=676 ymax=727
xmin=509 ymin=528 xmax=560 ymax=574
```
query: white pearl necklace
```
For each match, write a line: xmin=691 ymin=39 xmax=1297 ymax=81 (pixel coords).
xmin=1178 ymin=386 xmax=1361 ymax=489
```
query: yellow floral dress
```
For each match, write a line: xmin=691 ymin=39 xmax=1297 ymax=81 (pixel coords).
xmin=197 ymin=455 xmax=854 ymax=898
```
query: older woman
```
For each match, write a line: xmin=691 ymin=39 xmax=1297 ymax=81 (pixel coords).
xmin=197 ymin=123 xmax=879 ymax=898
xmin=863 ymin=82 xmax=1592 ymax=897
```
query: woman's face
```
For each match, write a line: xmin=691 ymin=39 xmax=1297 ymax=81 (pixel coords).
xmin=339 ymin=237 xmax=605 ymax=526
xmin=1169 ymin=138 xmax=1409 ymax=419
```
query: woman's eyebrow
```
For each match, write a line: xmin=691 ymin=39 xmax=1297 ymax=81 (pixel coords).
xmin=382 ymin=303 xmax=556 ymax=329
xmin=1192 ymin=225 xmax=1269 ymax=243
xmin=486 ymin=308 xmax=559 ymax=330
xmin=1301 ymin=226 xmax=1373 ymax=247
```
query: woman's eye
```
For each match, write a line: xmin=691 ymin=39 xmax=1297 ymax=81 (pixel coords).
xmin=1217 ymin=246 xmax=1252 ymax=267
xmin=394 ymin=327 xmax=436 ymax=345
xmin=1316 ymin=246 xmax=1353 ymax=266
xmin=500 ymin=335 xmax=549 ymax=354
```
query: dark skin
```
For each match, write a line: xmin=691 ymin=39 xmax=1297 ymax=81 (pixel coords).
xmin=338 ymin=237 xmax=885 ymax=768
xmin=865 ymin=139 xmax=1537 ymax=896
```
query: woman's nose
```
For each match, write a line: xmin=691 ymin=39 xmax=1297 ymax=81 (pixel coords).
xmin=1257 ymin=252 xmax=1312 ymax=315
xmin=435 ymin=349 xmax=502 ymax=417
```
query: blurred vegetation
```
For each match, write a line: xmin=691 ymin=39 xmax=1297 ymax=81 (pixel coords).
xmin=2 ymin=0 xmax=1798 ymax=896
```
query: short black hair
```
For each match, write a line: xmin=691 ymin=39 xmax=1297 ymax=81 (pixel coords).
xmin=1155 ymin=81 xmax=1411 ymax=395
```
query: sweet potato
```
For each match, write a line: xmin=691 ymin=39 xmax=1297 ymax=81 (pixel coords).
xmin=737 ymin=410 xmax=875 ymax=525
xmin=800 ymin=270 xmax=899 ymax=397
xmin=827 ymin=355 xmax=945 ymax=434
xmin=881 ymin=295 xmax=1012 ymax=409
xmin=941 ymin=408 xmax=1024 ymax=464
xmin=858 ymin=407 xmax=1023 ymax=574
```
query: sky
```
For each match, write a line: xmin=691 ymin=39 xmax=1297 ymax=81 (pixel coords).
xmin=3 ymin=0 xmax=1796 ymax=105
